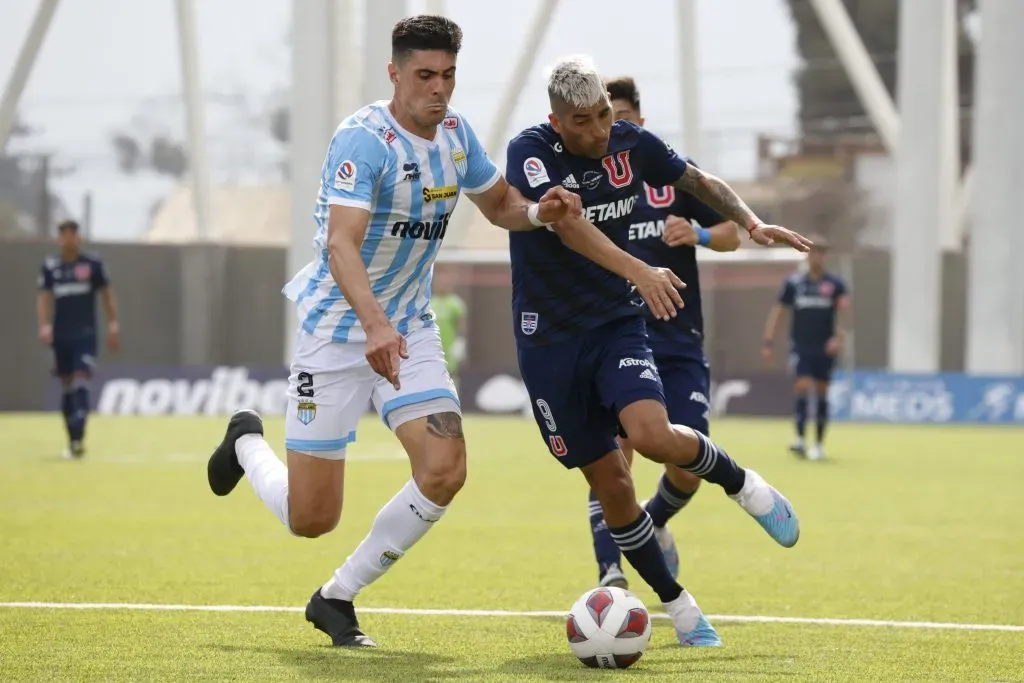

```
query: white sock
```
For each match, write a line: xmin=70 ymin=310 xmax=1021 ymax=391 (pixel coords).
xmin=235 ymin=434 xmax=291 ymax=530
xmin=663 ymin=589 xmax=701 ymax=633
xmin=728 ymin=469 xmax=774 ymax=516
xmin=321 ymin=479 xmax=446 ymax=602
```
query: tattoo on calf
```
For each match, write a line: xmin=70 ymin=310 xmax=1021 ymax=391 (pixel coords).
xmin=426 ymin=412 xmax=464 ymax=439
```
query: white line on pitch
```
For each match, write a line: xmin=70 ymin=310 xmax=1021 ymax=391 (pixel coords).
xmin=0 ymin=602 xmax=1021 ymax=633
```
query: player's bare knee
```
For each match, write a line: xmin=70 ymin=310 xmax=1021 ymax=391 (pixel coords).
xmin=417 ymin=413 xmax=467 ymax=505
xmin=288 ymin=508 xmax=340 ymax=538
xmin=626 ymin=421 xmax=676 ymax=464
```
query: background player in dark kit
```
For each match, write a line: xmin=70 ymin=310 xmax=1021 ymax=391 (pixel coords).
xmin=585 ymin=75 xmax=742 ymax=591
xmin=762 ymin=235 xmax=850 ymax=460
xmin=505 ymin=55 xmax=812 ymax=647
xmin=37 ymin=220 xmax=120 ymax=459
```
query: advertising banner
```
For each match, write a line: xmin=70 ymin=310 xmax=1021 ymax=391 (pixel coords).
xmin=42 ymin=365 xmax=798 ymax=419
xmin=829 ymin=371 xmax=1024 ymax=424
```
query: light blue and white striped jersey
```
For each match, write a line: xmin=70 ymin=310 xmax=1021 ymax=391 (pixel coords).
xmin=283 ymin=101 xmax=500 ymax=343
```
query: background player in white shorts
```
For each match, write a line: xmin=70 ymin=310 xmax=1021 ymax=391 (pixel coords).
xmin=205 ymin=15 xmax=580 ymax=648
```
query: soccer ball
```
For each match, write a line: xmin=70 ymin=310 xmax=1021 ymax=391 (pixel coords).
xmin=565 ymin=586 xmax=652 ymax=669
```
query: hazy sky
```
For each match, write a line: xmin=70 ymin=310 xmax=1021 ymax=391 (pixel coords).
xmin=0 ymin=0 xmax=800 ymax=239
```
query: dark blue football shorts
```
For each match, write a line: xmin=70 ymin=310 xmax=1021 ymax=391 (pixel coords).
xmin=648 ymin=343 xmax=711 ymax=437
xmin=52 ymin=336 xmax=97 ymax=377
xmin=517 ymin=315 xmax=666 ymax=470
xmin=789 ymin=349 xmax=835 ymax=382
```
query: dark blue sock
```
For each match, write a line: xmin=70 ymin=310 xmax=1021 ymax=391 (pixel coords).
xmin=795 ymin=395 xmax=808 ymax=439
xmin=608 ymin=511 xmax=682 ymax=603
xmin=68 ymin=385 xmax=89 ymax=443
xmin=816 ymin=396 xmax=829 ymax=443
xmin=679 ymin=431 xmax=746 ymax=496
xmin=645 ymin=474 xmax=695 ymax=528
xmin=61 ymin=390 xmax=75 ymax=442
xmin=589 ymin=489 xmax=621 ymax=578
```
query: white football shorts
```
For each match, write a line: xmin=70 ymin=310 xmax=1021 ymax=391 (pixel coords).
xmin=284 ymin=325 xmax=461 ymax=458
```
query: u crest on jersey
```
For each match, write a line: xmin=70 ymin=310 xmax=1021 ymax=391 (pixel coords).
xmin=645 ymin=183 xmax=675 ymax=209
xmin=602 ymin=150 xmax=634 ymax=189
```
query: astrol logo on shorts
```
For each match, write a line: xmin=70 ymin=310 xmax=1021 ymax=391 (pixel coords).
xmin=618 ymin=357 xmax=655 ymax=370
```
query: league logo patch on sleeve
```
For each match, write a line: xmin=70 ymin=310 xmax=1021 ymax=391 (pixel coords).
xmin=524 ymin=157 xmax=550 ymax=188
xmin=443 ymin=116 xmax=459 ymax=129
xmin=334 ymin=160 xmax=357 ymax=192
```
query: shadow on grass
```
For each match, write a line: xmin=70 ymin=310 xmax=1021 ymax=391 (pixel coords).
xmin=210 ymin=644 xmax=487 ymax=682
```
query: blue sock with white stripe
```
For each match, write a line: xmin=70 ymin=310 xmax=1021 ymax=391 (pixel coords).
xmin=679 ymin=431 xmax=746 ymax=496
xmin=589 ymin=489 xmax=621 ymax=577
xmin=609 ymin=510 xmax=683 ymax=603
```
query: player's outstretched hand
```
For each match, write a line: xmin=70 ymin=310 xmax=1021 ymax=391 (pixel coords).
xmin=366 ymin=324 xmax=409 ymax=391
xmin=662 ymin=215 xmax=698 ymax=247
xmin=537 ymin=186 xmax=582 ymax=224
xmin=632 ymin=265 xmax=686 ymax=322
xmin=749 ymin=224 xmax=814 ymax=252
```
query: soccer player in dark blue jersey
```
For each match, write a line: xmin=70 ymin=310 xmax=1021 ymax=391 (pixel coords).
xmin=585 ymin=76 xmax=743 ymax=591
xmin=762 ymin=235 xmax=849 ymax=460
xmin=36 ymin=220 xmax=120 ymax=459
xmin=505 ymin=55 xmax=812 ymax=648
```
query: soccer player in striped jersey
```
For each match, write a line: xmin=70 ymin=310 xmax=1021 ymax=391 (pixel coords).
xmin=204 ymin=15 xmax=580 ymax=648
xmin=506 ymin=56 xmax=812 ymax=647
xmin=587 ymin=76 xmax=742 ymax=591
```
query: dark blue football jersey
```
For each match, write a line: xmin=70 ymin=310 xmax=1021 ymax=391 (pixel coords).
xmin=38 ymin=252 xmax=110 ymax=341
xmin=505 ymin=120 xmax=690 ymax=347
xmin=626 ymin=165 xmax=725 ymax=358
xmin=778 ymin=271 xmax=848 ymax=353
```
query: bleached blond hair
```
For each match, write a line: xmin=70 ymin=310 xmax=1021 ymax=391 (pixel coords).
xmin=546 ymin=55 xmax=606 ymax=110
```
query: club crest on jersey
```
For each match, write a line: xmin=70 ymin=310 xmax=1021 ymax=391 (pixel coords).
xmin=379 ymin=126 xmax=397 ymax=145
xmin=645 ymin=183 xmax=676 ymax=208
xmin=452 ymin=147 xmax=468 ymax=177
xmin=524 ymin=157 xmax=550 ymax=188
xmin=819 ymin=281 xmax=835 ymax=297
xmin=581 ymin=170 xmax=602 ymax=191
xmin=334 ymin=160 xmax=357 ymax=192
xmin=442 ymin=116 xmax=459 ymax=129
xmin=602 ymin=150 xmax=634 ymax=189
xmin=74 ymin=263 xmax=92 ymax=281
xmin=521 ymin=312 xmax=539 ymax=335
xmin=296 ymin=401 xmax=317 ymax=426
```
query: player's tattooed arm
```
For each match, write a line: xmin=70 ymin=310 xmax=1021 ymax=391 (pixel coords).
xmin=426 ymin=412 xmax=465 ymax=440
xmin=672 ymin=166 xmax=813 ymax=252
xmin=671 ymin=165 xmax=760 ymax=232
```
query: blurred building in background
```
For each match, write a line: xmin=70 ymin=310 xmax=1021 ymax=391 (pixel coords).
xmin=1 ymin=0 xmax=1021 ymax=423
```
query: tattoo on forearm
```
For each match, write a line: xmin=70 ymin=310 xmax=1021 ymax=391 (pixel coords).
xmin=674 ymin=165 xmax=758 ymax=230
xmin=426 ymin=412 xmax=464 ymax=440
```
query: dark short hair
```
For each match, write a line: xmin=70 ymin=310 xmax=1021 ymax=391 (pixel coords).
xmin=392 ymin=15 xmax=463 ymax=63
xmin=57 ymin=220 xmax=79 ymax=234
xmin=605 ymin=76 xmax=641 ymax=113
